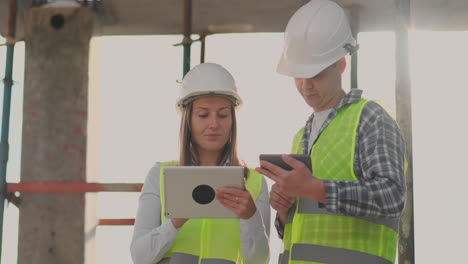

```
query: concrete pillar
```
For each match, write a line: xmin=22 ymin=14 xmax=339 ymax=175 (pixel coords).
xmin=19 ymin=7 xmax=94 ymax=264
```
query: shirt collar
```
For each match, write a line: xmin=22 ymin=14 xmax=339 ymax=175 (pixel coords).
xmin=334 ymin=88 xmax=363 ymax=111
xmin=301 ymin=89 xmax=363 ymax=154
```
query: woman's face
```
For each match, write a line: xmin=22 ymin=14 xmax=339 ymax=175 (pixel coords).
xmin=190 ymin=96 xmax=233 ymax=154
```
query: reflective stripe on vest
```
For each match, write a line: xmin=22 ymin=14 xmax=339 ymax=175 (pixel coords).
xmin=201 ymin=259 xmax=236 ymax=264
xmin=291 ymin=244 xmax=393 ymax=264
xmin=159 ymin=253 xmax=236 ymax=264
xmin=278 ymin=251 xmax=290 ymax=264
xmin=298 ymin=197 xmax=399 ymax=232
xmin=159 ymin=252 xmax=198 ymax=263
xmin=158 ymin=258 xmax=170 ymax=264
xmin=281 ymin=205 xmax=296 ymax=258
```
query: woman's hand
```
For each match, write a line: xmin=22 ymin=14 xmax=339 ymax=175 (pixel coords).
xmin=216 ymin=187 xmax=257 ymax=219
xmin=171 ymin=218 xmax=188 ymax=228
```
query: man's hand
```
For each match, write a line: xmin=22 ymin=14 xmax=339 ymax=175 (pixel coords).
xmin=256 ymin=154 xmax=326 ymax=203
xmin=270 ymin=183 xmax=295 ymax=225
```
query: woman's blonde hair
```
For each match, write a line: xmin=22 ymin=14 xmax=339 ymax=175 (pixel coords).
xmin=178 ymin=100 xmax=249 ymax=177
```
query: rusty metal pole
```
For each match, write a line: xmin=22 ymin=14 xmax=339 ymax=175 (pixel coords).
xmin=395 ymin=0 xmax=415 ymax=263
xmin=200 ymin=32 xmax=207 ymax=64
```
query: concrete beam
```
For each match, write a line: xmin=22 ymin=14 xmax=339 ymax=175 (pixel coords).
xmin=3 ymin=0 xmax=468 ymax=40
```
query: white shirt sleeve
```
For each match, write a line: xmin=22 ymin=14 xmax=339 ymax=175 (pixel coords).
xmin=240 ymin=177 xmax=271 ymax=264
xmin=130 ymin=162 xmax=179 ymax=264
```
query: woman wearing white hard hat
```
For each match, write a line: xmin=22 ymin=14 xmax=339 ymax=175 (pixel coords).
xmin=131 ymin=63 xmax=270 ymax=264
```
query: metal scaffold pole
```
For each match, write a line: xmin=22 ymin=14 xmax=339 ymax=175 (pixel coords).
xmin=349 ymin=5 xmax=360 ymax=89
xmin=182 ymin=0 xmax=192 ymax=77
xmin=395 ymin=0 xmax=415 ymax=263
xmin=0 ymin=0 xmax=17 ymax=261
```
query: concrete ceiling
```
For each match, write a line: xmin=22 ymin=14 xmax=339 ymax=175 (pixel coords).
xmin=1 ymin=0 xmax=468 ymax=40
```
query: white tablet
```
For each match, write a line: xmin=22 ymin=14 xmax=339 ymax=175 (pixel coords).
xmin=163 ymin=166 xmax=245 ymax=219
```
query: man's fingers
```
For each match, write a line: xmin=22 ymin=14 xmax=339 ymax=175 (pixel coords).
xmin=274 ymin=188 xmax=294 ymax=203
xmin=255 ymin=166 xmax=281 ymax=183
xmin=271 ymin=196 xmax=292 ymax=209
xmin=270 ymin=197 xmax=293 ymax=213
xmin=256 ymin=160 xmax=287 ymax=181
xmin=271 ymin=189 xmax=293 ymax=205
xmin=282 ymin=154 xmax=308 ymax=171
xmin=272 ymin=184 xmax=294 ymax=203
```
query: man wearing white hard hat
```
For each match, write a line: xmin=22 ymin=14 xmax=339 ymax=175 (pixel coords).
xmin=131 ymin=63 xmax=270 ymax=264
xmin=256 ymin=0 xmax=406 ymax=263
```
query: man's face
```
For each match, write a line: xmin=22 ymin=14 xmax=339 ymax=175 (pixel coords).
xmin=294 ymin=58 xmax=345 ymax=112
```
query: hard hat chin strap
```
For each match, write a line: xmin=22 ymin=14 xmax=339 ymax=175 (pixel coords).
xmin=343 ymin=43 xmax=360 ymax=56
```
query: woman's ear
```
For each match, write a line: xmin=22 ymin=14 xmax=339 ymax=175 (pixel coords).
xmin=338 ymin=57 xmax=346 ymax=74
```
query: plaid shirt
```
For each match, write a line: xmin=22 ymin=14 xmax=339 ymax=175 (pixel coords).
xmin=275 ymin=89 xmax=406 ymax=238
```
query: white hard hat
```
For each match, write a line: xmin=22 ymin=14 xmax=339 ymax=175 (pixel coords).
xmin=277 ymin=0 xmax=359 ymax=78
xmin=176 ymin=63 xmax=242 ymax=112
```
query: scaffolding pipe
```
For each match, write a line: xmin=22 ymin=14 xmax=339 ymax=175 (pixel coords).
xmin=0 ymin=0 xmax=17 ymax=261
xmin=349 ymin=5 xmax=359 ymax=89
xmin=395 ymin=0 xmax=415 ymax=263
xmin=7 ymin=182 xmax=143 ymax=194
xmin=200 ymin=33 xmax=207 ymax=64
xmin=98 ymin=218 xmax=135 ymax=226
xmin=182 ymin=0 xmax=193 ymax=76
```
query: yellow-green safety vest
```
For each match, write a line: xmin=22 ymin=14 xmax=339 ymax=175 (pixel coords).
xmin=280 ymin=99 xmax=399 ymax=264
xmin=159 ymin=161 xmax=264 ymax=264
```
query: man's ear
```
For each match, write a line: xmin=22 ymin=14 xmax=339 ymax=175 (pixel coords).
xmin=338 ymin=57 xmax=346 ymax=74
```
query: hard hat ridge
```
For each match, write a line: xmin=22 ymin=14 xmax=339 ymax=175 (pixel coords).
xmin=176 ymin=63 xmax=243 ymax=113
xmin=277 ymin=0 xmax=358 ymax=78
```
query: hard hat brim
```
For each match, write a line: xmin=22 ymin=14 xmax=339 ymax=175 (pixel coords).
xmin=277 ymin=50 xmax=349 ymax=79
xmin=175 ymin=91 xmax=243 ymax=114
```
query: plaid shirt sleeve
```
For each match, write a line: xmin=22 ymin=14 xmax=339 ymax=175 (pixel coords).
xmin=324 ymin=101 xmax=407 ymax=218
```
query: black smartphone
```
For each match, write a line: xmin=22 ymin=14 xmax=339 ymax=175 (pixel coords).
xmin=259 ymin=154 xmax=312 ymax=171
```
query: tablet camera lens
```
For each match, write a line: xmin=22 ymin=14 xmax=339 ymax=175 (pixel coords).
xmin=192 ymin=184 xmax=215 ymax=204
